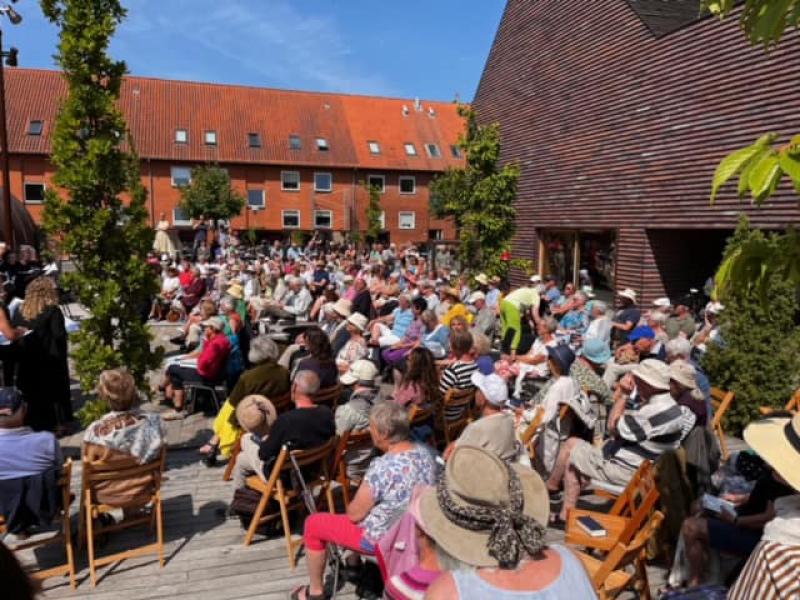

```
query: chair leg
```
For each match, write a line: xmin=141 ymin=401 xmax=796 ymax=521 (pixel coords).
xmin=156 ymin=493 xmax=165 ymax=568
xmin=243 ymin=490 xmax=270 ymax=546
xmin=63 ymin=514 xmax=76 ymax=590
xmin=340 ymin=476 xmax=351 ymax=509
xmin=86 ymin=496 xmax=97 ymax=587
xmin=77 ymin=496 xmax=85 ymax=550
xmin=325 ymin=483 xmax=335 ymax=514
xmin=276 ymin=483 xmax=296 ymax=570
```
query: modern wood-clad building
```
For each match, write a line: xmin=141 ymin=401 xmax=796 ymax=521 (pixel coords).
xmin=474 ymin=0 xmax=800 ymax=301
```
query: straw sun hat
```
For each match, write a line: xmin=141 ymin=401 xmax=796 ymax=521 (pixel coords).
xmin=744 ymin=412 xmax=800 ymax=493
xmin=419 ymin=446 xmax=549 ymax=568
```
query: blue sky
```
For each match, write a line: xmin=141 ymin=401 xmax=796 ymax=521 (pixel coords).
xmin=6 ymin=0 xmax=505 ymax=101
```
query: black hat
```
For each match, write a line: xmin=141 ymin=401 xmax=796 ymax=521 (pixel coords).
xmin=547 ymin=344 xmax=575 ymax=374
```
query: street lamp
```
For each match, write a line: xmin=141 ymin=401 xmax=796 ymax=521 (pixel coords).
xmin=0 ymin=1 xmax=21 ymax=248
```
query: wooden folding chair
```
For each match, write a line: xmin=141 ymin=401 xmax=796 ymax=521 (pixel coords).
xmin=7 ymin=460 xmax=77 ymax=589
xmin=331 ymin=429 xmax=373 ymax=508
xmin=78 ymin=448 xmax=167 ymax=587
xmin=243 ymin=437 xmax=337 ymax=570
xmin=438 ymin=387 xmax=475 ymax=445
xmin=222 ymin=390 xmax=293 ymax=482
xmin=759 ymin=388 xmax=800 ymax=416
xmin=519 ymin=406 xmax=544 ymax=462
xmin=710 ymin=387 xmax=735 ymax=460
xmin=408 ymin=404 xmax=437 ymax=446
xmin=312 ymin=384 xmax=343 ymax=410
xmin=566 ymin=461 xmax=659 ymax=552
xmin=574 ymin=510 xmax=664 ymax=600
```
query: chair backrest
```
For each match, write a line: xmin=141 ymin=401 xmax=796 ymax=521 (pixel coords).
xmin=520 ymin=407 xmax=544 ymax=453
xmin=83 ymin=448 xmax=166 ymax=504
xmin=787 ymin=389 xmax=800 ymax=412
xmin=331 ymin=429 xmax=372 ymax=480
xmin=608 ymin=460 xmax=655 ymax=517
xmin=281 ymin=436 xmax=338 ymax=479
xmin=271 ymin=390 xmax=293 ymax=414
xmin=441 ymin=387 xmax=475 ymax=443
xmin=313 ymin=384 xmax=343 ymax=410
xmin=408 ymin=404 xmax=434 ymax=427
xmin=591 ymin=510 xmax=665 ymax=591
xmin=710 ymin=387 xmax=734 ymax=428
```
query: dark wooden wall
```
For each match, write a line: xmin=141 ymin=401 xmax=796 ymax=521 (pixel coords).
xmin=474 ymin=0 xmax=800 ymax=299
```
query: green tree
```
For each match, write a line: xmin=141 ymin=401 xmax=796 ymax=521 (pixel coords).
xmin=179 ymin=164 xmax=245 ymax=222
xmin=430 ymin=105 xmax=519 ymax=277
xmin=364 ymin=181 xmax=383 ymax=242
xmin=704 ymin=1 xmax=800 ymax=296
xmin=41 ymin=0 xmax=163 ymax=394
xmin=702 ymin=218 xmax=800 ymax=433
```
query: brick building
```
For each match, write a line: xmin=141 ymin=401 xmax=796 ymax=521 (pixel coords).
xmin=6 ymin=68 xmax=462 ymax=246
xmin=474 ymin=0 xmax=800 ymax=302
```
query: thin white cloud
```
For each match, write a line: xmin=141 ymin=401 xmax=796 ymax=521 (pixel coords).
xmin=116 ymin=0 xmax=398 ymax=95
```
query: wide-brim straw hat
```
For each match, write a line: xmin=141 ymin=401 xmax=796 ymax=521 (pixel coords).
xmin=226 ymin=283 xmax=244 ymax=299
xmin=419 ymin=446 xmax=548 ymax=568
xmin=618 ymin=288 xmax=637 ymax=302
xmin=332 ymin=298 xmax=352 ymax=318
xmin=744 ymin=413 xmax=800 ymax=493
xmin=474 ymin=273 xmax=489 ymax=286
xmin=633 ymin=358 xmax=670 ymax=390
xmin=346 ymin=312 xmax=368 ymax=332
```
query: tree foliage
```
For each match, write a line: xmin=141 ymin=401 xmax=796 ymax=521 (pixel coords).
xmin=364 ymin=181 xmax=383 ymax=242
xmin=41 ymin=0 xmax=163 ymax=393
xmin=705 ymin=1 xmax=800 ymax=295
xmin=179 ymin=164 xmax=245 ymax=222
xmin=702 ymin=218 xmax=800 ymax=434
xmin=430 ymin=105 xmax=519 ymax=277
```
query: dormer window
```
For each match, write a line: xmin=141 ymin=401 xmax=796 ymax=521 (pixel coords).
xmin=248 ymin=133 xmax=262 ymax=148
xmin=28 ymin=120 xmax=44 ymax=136
xmin=175 ymin=129 xmax=188 ymax=144
xmin=289 ymin=134 xmax=302 ymax=150
xmin=316 ymin=137 xmax=329 ymax=151
xmin=404 ymin=143 xmax=417 ymax=156
xmin=368 ymin=141 xmax=381 ymax=155
xmin=450 ymin=144 xmax=462 ymax=158
xmin=425 ymin=143 xmax=441 ymax=158
xmin=204 ymin=130 xmax=217 ymax=146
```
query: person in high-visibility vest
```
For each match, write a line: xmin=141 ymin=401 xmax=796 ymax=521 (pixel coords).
xmin=499 ymin=275 xmax=541 ymax=356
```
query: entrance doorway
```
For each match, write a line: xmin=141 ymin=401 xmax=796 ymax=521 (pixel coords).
xmin=539 ymin=229 xmax=617 ymax=298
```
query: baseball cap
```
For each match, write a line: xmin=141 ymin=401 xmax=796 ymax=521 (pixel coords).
xmin=628 ymin=326 xmax=656 ymax=342
xmin=470 ymin=372 xmax=509 ymax=407
xmin=0 ymin=387 xmax=23 ymax=416
xmin=340 ymin=359 xmax=379 ymax=386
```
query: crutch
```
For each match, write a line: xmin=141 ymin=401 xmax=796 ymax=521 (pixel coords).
xmin=287 ymin=446 xmax=345 ymax=599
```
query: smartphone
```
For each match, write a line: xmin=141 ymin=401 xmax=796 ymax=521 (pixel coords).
xmin=576 ymin=515 xmax=607 ymax=537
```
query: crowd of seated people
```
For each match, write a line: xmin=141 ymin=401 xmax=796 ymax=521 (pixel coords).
xmin=5 ymin=230 xmax=798 ymax=598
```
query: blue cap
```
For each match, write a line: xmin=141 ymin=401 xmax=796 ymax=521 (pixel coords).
xmin=582 ymin=338 xmax=612 ymax=364
xmin=628 ymin=326 xmax=656 ymax=342
xmin=476 ymin=355 xmax=495 ymax=375
xmin=0 ymin=387 xmax=23 ymax=416
xmin=547 ymin=344 xmax=575 ymax=374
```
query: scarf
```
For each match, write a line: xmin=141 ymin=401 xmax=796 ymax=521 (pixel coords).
xmin=436 ymin=462 xmax=546 ymax=568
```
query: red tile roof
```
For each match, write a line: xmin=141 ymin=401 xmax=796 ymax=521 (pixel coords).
xmin=6 ymin=68 xmax=464 ymax=172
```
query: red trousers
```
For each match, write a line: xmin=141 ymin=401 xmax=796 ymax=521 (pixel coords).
xmin=304 ymin=512 xmax=375 ymax=554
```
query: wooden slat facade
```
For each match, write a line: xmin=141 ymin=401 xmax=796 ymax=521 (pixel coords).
xmin=475 ymin=0 xmax=800 ymax=301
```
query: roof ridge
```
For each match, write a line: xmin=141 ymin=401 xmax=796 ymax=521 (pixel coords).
xmin=9 ymin=66 xmax=459 ymax=106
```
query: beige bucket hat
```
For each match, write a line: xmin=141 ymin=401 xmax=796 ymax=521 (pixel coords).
xmin=744 ymin=412 xmax=800 ymax=493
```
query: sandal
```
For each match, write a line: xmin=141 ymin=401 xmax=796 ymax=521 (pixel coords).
xmin=289 ymin=584 xmax=328 ymax=600
xmin=199 ymin=443 xmax=219 ymax=467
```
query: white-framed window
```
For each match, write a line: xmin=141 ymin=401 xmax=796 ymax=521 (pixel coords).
xmin=28 ymin=120 xmax=44 ymax=136
xmin=173 ymin=207 xmax=191 ymax=226
xmin=24 ymin=182 xmax=45 ymax=204
xmin=175 ymin=129 xmax=188 ymax=144
xmin=289 ymin=134 xmax=302 ymax=150
xmin=281 ymin=170 xmax=300 ymax=191
xmin=398 ymin=211 xmax=416 ymax=230
xmin=425 ymin=143 xmax=441 ymax=158
xmin=316 ymin=137 xmax=329 ymax=151
xmin=378 ymin=211 xmax=386 ymax=230
xmin=399 ymin=176 xmax=416 ymax=195
xmin=282 ymin=210 xmax=301 ymax=228
xmin=368 ymin=141 xmax=381 ymax=155
xmin=314 ymin=172 xmax=333 ymax=192
xmin=429 ymin=229 xmax=443 ymax=241
xmin=404 ymin=142 xmax=417 ymax=156
xmin=248 ymin=133 xmax=262 ymax=148
xmin=171 ymin=166 xmax=192 ymax=187
xmin=450 ymin=144 xmax=462 ymax=158
xmin=367 ymin=174 xmax=385 ymax=193
xmin=247 ymin=189 xmax=265 ymax=210
xmin=204 ymin=130 xmax=217 ymax=146
xmin=314 ymin=210 xmax=333 ymax=229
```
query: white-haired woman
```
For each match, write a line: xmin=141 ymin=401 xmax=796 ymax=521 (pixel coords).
xmin=292 ymin=402 xmax=439 ymax=600
xmin=200 ymin=335 xmax=291 ymax=465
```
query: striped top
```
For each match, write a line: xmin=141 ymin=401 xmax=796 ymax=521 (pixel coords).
xmin=439 ymin=360 xmax=478 ymax=421
xmin=728 ymin=541 xmax=800 ymax=600
xmin=611 ymin=392 xmax=684 ymax=470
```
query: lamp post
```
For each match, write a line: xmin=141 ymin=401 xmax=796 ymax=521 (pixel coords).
xmin=0 ymin=2 xmax=21 ymax=248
